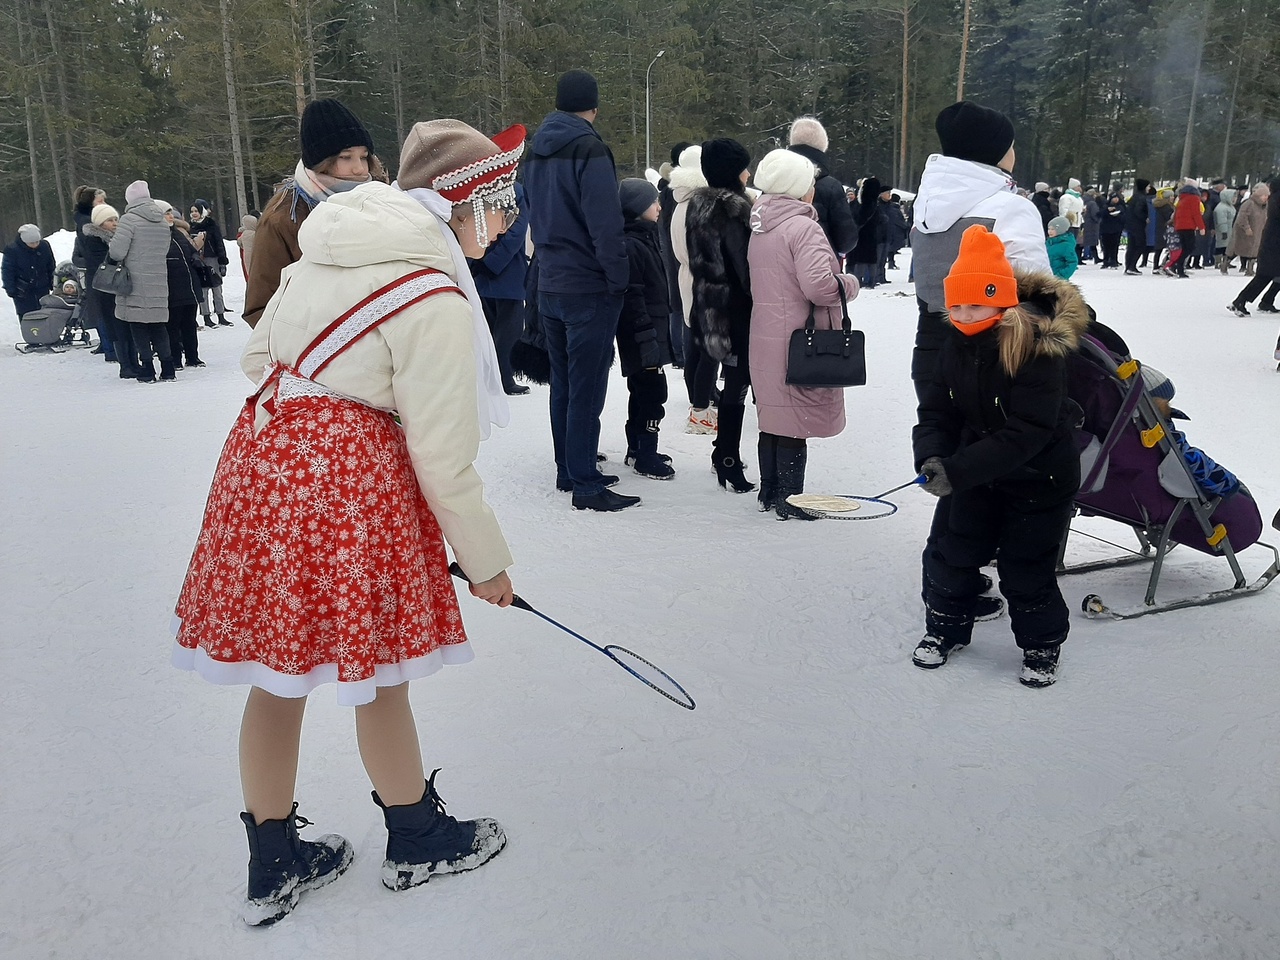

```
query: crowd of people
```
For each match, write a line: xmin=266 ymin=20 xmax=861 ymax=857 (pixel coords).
xmin=6 ymin=74 xmax=1278 ymax=927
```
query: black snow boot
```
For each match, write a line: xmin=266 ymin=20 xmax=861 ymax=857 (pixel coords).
xmin=1019 ymin=646 xmax=1061 ymax=687
xmin=217 ymin=313 xmax=233 ymax=326
xmin=373 ymin=769 xmax=507 ymax=892
xmin=757 ymin=433 xmax=779 ymax=513
xmin=773 ymin=440 xmax=816 ymax=521
xmin=632 ymin=422 xmax=675 ymax=479
xmin=239 ymin=804 xmax=353 ymax=926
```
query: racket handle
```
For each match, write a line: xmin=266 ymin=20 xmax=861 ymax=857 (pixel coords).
xmin=448 ymin=562 xmax=532 ymax=612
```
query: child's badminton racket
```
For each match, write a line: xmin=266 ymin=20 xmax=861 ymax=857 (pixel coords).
xmin=785 ymin=475 xmax=927 ymax=520
xmin=448 ymin=563 xmax=696 ymax=710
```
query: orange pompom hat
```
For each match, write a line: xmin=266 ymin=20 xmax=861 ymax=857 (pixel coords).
xmin=943 ymin=224 xmax=1019 ymax=309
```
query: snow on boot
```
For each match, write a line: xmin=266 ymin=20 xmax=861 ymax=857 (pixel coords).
xmin=773 ymin=441 xmax=816 ymax=521
xmin=373 ymin=770 xmax=507 ymax=892
xmin=912 ymin=635 xmax=968 ymax=668
xmin=974 ymin=595 xmax=1005 ymax=622
xmin=1019 ymin=647 xmax=1061 ymax=687
xmin=239 ymin=804 xmax=354 ymax=926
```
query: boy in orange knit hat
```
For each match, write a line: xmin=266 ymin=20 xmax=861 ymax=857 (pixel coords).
xmin=911 ymin=224 xmax=1090 ymax=687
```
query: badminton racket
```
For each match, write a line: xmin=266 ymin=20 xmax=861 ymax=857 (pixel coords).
xmin=448 ymin=563 xmax=696 ymax=710
xmin=785 ymin=475 xmax=927 ymax=520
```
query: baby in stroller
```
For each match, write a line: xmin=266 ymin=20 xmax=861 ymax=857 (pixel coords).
xmin=14 ymin=262 xmax=92 ymax=354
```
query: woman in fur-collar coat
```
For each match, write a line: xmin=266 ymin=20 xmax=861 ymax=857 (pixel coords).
xmin=686 ymin=138 xmax=757 ymax=493
xmin=912 ymin=226 xmax=1089 ymax=687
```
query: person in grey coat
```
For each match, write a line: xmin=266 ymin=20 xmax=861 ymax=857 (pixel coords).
xmin=109 ymin=180 xmax=175 ymax=382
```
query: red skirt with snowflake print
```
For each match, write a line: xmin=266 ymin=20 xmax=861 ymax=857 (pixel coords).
xmin=172 ymin=394 xmax=472 ymax=706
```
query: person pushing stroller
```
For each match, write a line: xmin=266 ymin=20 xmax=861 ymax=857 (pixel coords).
xmin=911 ymin=225 xmax=1088 ymax=687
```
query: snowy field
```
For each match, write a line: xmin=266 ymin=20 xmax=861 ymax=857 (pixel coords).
xmin=2 ymin=231 xmax=1278 ymax=960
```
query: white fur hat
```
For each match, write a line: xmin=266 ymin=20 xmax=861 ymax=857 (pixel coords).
xmin=754 ymin=148 xmax=815 ymax=199
xmin=788 ymin=116 xmax=829 ymax=153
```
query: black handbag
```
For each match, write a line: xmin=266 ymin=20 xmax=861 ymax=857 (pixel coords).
xmin=785 ymin=276 xmax=865 ymax=388
xmin=92 ymin=259 xmax=132 ymax=297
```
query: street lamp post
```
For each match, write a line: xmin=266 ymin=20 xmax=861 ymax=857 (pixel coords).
xmin=645 ymin=50 xmax=665 ymax=172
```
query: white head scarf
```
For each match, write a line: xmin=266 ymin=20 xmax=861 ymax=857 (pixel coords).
xmin=395 ymin=183 xmax=509 ymax=440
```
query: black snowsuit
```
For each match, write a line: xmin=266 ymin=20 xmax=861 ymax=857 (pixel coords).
xmin=912 ymin=272 xmax=1088 ymax=651
xmin=619 ymin=217 xmax=674 ymax=468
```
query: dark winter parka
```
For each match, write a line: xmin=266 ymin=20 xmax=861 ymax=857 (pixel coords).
xmin=1124 ymin=179 xmax=1151 ymax=239
xmin=1100 ymin=192 xmax=1126 ymax=236
xmin=849 ymin=178 xmax=886 ymax=263
xmin=787 ymin=143 xmax=858 ymax=256
xmin=617 ymin=218 xmax=674 ymax=378
xmin=189 ymin=214 xmax=229 ymax=265
xmin=913 ymin=271 xmax=1089 ymax=498
xmin=166 ymin=223 xmax=204 ymax=307
xmin=2 ymin=234 xmax=56 ymax=313
xmin=686 ymin=186 xmax=754 ymax=364
xmin=1032 ymin=191 xmax=1054 ymax=233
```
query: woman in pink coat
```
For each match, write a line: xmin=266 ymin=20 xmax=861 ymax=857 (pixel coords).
xmin=748 ymin=148 xmax=859 ymax=519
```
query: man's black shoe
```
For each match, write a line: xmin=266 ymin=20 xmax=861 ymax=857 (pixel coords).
xmin=557 ymin=474 xmax=619 ymax=492
xmin=572 ymin=489 xmax=641 ymax=512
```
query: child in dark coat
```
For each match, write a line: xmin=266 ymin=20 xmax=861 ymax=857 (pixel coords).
xmin=618 ymin=178 xmax=676 ymax=479
xmin=912 ymin=225 xmax=1089 ymax=687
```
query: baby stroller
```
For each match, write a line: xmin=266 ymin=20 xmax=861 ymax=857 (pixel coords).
xmin=14 ymin=262 xmax=93 ymax=354
xmin=1059 ymin=333 xmax=1278 ymax=619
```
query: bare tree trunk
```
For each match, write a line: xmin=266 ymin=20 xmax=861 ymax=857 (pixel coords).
xmin=391 ymin=0 xmax=406 ymax=145
xmin=289 ymin=0 xmax=306 ymax=117
xmin=219 ymin=0 xmax=249 ymax=219
xmin=42 ymin=0 xmax=78 ymax=201
xmin=15 ymin=0 xmax=45 ymax=224
xmin=305 ymin=0 xmax=318 ymax=99
xmin=35 ymin=43 xmax=69 ymax=224
xmin=1221 ymin=23 xmax=1247 ymax=178
xmin=498 ymin=0 xmax=508 ymax=123
xmin=956 ymin=0 xmax=971 ymax=101
xmin=1179 ymin=0 xmax=1211 ymax=180
xmin=899 ymin=0 xmax=909 ymax=188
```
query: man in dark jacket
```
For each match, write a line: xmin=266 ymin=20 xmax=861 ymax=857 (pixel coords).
xmin=787 ymin=117 xmax=858 ymax=258
xmin=524 ymin=69 xmax=638 ymax=512
xmin=3 ymin=224 xmax=56 ymax=320
xmin=468 ymin=182 xmax=530 ymax=396
xmin=1123 ymin=178 xmax=1152 ymax=274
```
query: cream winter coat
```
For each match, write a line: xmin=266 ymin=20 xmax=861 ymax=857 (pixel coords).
xmin=1227 ymin=191 xmax=1268 ymax=259
xmin=242 ymin=183 xmax=513 ymax=582
xmin=668 ymin=149 xmax=707 ymax=327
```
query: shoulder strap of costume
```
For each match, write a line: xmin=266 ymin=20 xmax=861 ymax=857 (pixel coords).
xmin=294 ymin=268 xmax=464 ymax=380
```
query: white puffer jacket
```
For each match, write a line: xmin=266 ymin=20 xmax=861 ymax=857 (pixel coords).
xmin=242 ymin=182 xmax=513 ymax=582
xmin=910 ymin=154 xmax=1051 ymax=313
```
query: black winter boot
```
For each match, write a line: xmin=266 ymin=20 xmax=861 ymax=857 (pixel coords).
xmin=239 ymin=804 xmax=353 ymax=926
xmin=773 ymin=440 xmax=816 ymax=521
xmin=373 ymin=769 xmax=507 ymax=891
xmin=712 ymin=404 xmax=755 ymax=493
xmin=632 ymin=422 xmax=675 ymax=479
xmin=757 ymin=433 xmax=779 ymax=513
xmin=218 ymin=313 xmax=233 ymax=326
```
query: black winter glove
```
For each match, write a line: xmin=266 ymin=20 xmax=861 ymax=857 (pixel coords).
xmin=920 ymin=457 xmax=952 ymax=497
xmin=635 ymin=329 xmax=660 ymax=369
xmin=217 ymin=264 xmax=227 ymax=278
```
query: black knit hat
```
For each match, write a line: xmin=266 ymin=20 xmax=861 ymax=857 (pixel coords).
xmin=670 ymin=141 xmax=693 ymax=166
xmin=618 ymin=178 xmax=659 ymax=220
xmin=556 ymin=70 xmax=599 ymax=112
xmin=935 ymin=101 xmax=1016 ymax=168
xmin=300 ymin=98 xmax=375 ymax=169
xmin=700 ymin=138 xmax=751 ymax=190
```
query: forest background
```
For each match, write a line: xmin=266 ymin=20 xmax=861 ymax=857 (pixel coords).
xmin=3 ymin=0 xmax=1279 ymax=238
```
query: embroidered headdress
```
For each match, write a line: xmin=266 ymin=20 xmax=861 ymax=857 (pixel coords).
xmin=397 ymin=119 xmax=526 ymax=248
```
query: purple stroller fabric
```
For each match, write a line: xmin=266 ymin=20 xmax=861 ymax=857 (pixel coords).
xmin=1068 ymin=336 xmax=1263 ymax=556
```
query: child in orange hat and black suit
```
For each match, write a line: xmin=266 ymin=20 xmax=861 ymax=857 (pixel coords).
xmin=911 ymin=225 xmax=1090 ymax=687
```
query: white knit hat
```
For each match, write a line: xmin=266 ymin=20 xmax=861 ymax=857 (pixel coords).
xmin=90 ymin=204 xmax=119 ymax=226
xmin=124 ymin=179 xmax=150 ymax=204
xmin=18 ymin=224 xmax=41 ymax=243
xmin=753 ymin=148 xmax=815 ymax=199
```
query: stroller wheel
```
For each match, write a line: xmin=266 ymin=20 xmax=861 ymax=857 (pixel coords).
xmin=1081 ymin=594 xmax=1106 ymax=618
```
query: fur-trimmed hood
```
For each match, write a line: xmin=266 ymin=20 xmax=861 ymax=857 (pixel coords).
xmin=991 ymin=271 xmax=1089 ymax=376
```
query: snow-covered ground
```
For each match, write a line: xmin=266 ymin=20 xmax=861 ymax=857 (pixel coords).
xmin=2 ymin=231 xmax=1278 ymax=960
